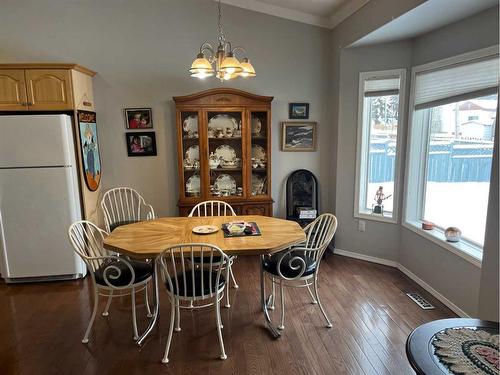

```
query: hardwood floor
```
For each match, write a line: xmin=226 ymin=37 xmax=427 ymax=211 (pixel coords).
xmin=0 ymin=254 xmax=455 ymax=375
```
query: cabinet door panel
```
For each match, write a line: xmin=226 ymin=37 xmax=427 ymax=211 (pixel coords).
xmin=25 ymin=69 xmax=73 ymax=110
xmin=0 ymin=70 xmax=28 ymax=110
xmin=243 ymin=204 xmax=268 ymax=216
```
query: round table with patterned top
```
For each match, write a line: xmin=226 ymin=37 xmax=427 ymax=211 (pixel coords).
xmin=406 ymin=318 xmax=499 ymax=375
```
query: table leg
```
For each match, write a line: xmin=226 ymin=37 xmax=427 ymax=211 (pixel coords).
xmin=260 ymin=254 xmax=281 ymax=339
xmin=137 ymin=257 xmax=160 ymax=346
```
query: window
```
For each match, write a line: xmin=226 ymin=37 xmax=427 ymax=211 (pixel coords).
xmin=354 ymin=69 xmax=406 ymax=222
xmin=405 ymin=47 xmax=499 ymax=260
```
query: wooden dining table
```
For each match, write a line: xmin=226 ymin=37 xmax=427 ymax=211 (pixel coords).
xmin=103 ymin=215 xmax=306 ymax=345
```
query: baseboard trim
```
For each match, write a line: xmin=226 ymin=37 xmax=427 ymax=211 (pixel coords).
xmin=333 ymin=248 xmax=399 ymax=268
xmin=332 ymin=247 xmax=470 ymax=318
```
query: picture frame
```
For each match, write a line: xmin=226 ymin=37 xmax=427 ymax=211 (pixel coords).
xmin=289 ymin=103 xmax=309 ymax=119
xmin=124 ymin=108 xmax=153 ymax=129
xmin=281 ymin=122 xmax=317 ymax=152
xmin=125 ymin=131 xmax=157 ymax=156
xmin=77 ymin=111 xmax=102 ymax=191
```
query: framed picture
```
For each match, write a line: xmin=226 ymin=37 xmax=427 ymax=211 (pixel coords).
xmin=289 ymin=103 xmax=309 ymax=119
xmin=77 ymin=111 xmax=101 ymax=191
xmin=281 ymin=122 xmax=317 ymax=152
xmin=126 ymin=132 xmax=157 ymax=156
xmin=124 ymin=108 xmax=153 ymax=129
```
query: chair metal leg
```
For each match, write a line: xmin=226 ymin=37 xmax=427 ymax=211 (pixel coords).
xmin=229 ymin=263 xmax=239 ymax=289
xmin=145 ymin=283 xmax=152 ymax=318
xmin=131 ymin=287 xmax=139 ymax=340
xmin=215 ymin=292 xmax=227 ymax=360
xmin=260 ymin=255 xmax=280 ymax=339
xmin=224 ymin=266 xmax=231 ymax=308
xmin=102 ymin=290 xmax=113 ymax=316
xmin=174 ymin=298 xmax=181 ymax=332
xmin=278 ymin=280 xmax=285 ymax=330
xmin=82 ymin=285 xmax=99 ymax=344
xmin=313 ymin=276 xmax=332 ymax=328
xmin=162 ymin=295 xmax=176 ymax=364
xmin=269 ymin=279 xmax=276 ymax=310
xmin=305 ymin=280 xmax=318 ymax=304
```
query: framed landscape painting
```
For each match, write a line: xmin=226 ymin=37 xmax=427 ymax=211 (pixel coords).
xmin=289 ymin=103 xmax=309 ymax=119
xmin=281 ymin=122 xmax=317 ymax=152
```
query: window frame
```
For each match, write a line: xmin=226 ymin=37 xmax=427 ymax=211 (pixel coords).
xmin=354 ymin=69 xmax=407 ymax=224
xmin=403 ymin=46 xmax=499 ymax=268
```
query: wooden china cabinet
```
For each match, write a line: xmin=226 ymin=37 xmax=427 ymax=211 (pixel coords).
xmin=174 ymin=88 xmax=274 ymax=216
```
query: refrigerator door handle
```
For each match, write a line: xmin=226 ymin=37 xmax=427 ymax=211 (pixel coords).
xmin=0 ymin=208 xmax=10 ymax=278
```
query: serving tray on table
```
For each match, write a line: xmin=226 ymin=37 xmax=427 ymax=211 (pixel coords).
xmin=222 ymin=222 xmax=261 ymax=238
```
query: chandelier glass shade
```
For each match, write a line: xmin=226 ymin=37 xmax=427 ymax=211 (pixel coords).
xmin=189 ymin=0 xmax=256 ymax=81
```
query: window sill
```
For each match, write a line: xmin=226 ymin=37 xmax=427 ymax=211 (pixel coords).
xmin=402 ymin=220 xmax=482 ymax=268
xmin=354 ymin=211 xmax=398 ymax=224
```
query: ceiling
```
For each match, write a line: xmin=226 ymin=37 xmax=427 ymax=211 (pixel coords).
xmin=219 ymin=0 xmax=371 ymax=28
xmin=353 ymin=0 xmax=499 ymax=46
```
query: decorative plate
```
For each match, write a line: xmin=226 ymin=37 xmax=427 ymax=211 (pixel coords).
xmin=208 ymin=114 xmax=238 ymax=132
xmin=185 ymin=175 xmax=200 ymax=194
xmin=182 ymin=115 xmax=198 ymax=134
xmin=192 ymin=225 xmax=219 ymax=235
xmin=185 ymin=145 xmax=199 ymax=162
xmin=252 ymin=173 xmax=266 ymax=195
xmin=214 ymin=174 xmax=236 ymax=193
xmin=252 ymin=144 xmax=266 ymax=160
xmin=251 ymin=116 xmax=262 ymax=135
xmin=215 ymin=144 xmax=237 ymax=162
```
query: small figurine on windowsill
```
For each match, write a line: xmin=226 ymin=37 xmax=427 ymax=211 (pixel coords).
xmin=372 ymin=186 xmax=392 ymax=214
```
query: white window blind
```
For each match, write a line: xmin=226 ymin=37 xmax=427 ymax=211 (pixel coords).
xmin=364 ymin=77 xmax=400 ymax=97
xmin=414 ymin=56 xmax=499 ymax=109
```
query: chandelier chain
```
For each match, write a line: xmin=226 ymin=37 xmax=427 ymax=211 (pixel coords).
xmin=217 ymin=0 xmax=226 ymax=44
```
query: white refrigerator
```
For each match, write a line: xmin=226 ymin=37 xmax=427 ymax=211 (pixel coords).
xmin=0 ymin=115 xmax=86 ymax=282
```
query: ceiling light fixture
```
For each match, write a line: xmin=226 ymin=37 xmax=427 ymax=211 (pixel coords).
xmin=189 ymin=0 xmax=256 ymax=81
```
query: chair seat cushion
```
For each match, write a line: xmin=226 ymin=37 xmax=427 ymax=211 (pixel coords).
xmin=109 ymin=220 xmax=140 ymax=232
xmin=166 ymin=270 xmax=225 ymax=297
xmin=263 ymin=251 xmax=317 ymax=279
xmin=95 ymin=259 xmax=152 ymax=287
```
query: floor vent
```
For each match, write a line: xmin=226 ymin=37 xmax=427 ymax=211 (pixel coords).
xmin=406 ymin=292 xmax=435 ymax=310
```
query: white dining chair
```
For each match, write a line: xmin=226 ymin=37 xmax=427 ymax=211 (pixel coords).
xmin=261 ymin=213 xmax=338 ymax=330
xmin=68 ymin=220 xmax=153 ymax=343
xmin=159 ymin=243 xmax=230 ymax=363
xmin=101 ymin=187 xmax=155 ymax=232
xmin=188 ymin=200 xmax=238 ymax=308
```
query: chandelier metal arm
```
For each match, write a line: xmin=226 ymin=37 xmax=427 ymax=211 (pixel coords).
xmin=231 ymin=46 xmax=247 ymax=58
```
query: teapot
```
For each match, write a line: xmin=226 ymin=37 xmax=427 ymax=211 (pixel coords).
xmin=208 ymin=152 xmax=221 ymax=169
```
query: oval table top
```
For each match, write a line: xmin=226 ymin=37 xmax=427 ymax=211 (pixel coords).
xmin=103 ymin=215 xmax=306 ymax=259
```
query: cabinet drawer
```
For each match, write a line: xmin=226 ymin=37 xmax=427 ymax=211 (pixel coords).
xmin=242 ymin=204 xmax=271 ymax=216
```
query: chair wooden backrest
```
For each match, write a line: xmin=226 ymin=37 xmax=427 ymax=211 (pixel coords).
xmin=188 ymin=200 xmax=236 ymax=217
xmin=101 ymin=187 xmax=155 ymax=232
xmin=68 ymin=220 xmax=135 ymax=289
xmin=159 ymin=244 xmax=229 ymax=299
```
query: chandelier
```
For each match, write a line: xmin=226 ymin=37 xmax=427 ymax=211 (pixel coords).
xmin=189 ymin=0 xmax=256 ymax=81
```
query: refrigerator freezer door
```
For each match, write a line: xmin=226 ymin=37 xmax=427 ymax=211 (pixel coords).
xmin=0 ymin=115 xmax=75 ymax=168
xmin=0 ymin=166 xmax=85 ymax=280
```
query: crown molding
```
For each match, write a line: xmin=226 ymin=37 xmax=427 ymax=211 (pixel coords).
xmin=328 ymin=0 xmax=371 ymax=28
xmin=219 ymin=0 xmax=370 ymax=29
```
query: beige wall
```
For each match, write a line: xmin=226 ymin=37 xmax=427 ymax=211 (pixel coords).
xmin=0 ymin=0 xmax=331 ymax=218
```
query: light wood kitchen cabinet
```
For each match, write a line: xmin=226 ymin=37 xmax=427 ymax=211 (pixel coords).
xmin=0 ymin=64 xmax=95 ymax=111
xmin=25 ymin=69 xmax=73 ymax=110
xmin=0 ymin=69 xmax=28 ymax=110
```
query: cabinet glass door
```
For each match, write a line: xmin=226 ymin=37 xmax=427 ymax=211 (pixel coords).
xmin=207 ymin=111 xmax=244 ymax=198
xmin=250 ymin=111 xmax=269 ymax=196
xmin=180 ymin=111 xmax=202 ymax=199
